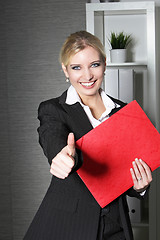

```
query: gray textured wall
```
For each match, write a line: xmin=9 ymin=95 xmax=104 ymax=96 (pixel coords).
xmin=1 ymin=0 xmax=87 ymax=239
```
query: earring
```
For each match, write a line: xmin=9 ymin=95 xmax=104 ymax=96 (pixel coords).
xmin=66 ymin=77 xmax=69 ymax=83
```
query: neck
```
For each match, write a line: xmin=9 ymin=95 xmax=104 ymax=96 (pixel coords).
xmin=79 ymin=90 xmax=106 ymax=120
xmin=79 ymin=90 xmax=102 ymax=108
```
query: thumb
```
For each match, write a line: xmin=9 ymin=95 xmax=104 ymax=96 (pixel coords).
xmin=67 ymin=133 xmax=75 ymax=157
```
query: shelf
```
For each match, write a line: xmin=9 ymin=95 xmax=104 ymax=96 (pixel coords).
xmin=106 ymin=62 xmax=147 ymax=68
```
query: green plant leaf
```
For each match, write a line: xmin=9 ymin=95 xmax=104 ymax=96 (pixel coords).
xmin=108 ymin=32 xmax=132 ymax=49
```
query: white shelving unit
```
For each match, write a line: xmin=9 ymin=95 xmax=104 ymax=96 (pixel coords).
xmin=86 ymin=2 xmax=160 ymax=240
xmin=86 ymin=1 xmax=158 ymax=126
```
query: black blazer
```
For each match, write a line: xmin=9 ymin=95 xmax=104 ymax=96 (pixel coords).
xmin=24 ymin=90 xmax=145 ymax=240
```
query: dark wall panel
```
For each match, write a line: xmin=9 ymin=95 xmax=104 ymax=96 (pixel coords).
xmin=1 ymin=0 xmax=87 ymax=239
xmin=0 ymin=2 xmax=12 ymax=239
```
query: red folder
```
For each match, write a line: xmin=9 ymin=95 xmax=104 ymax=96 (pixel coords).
xmin=76 ymin=100 xmax=160 ymax=208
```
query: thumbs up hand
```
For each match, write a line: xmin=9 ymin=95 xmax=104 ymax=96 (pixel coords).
xmin=50 ymin=133 xmax=76 ymax=179
xmin=66 ymin=132 xmax=76 ymax=159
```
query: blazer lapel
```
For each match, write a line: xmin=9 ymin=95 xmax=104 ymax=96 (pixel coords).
xmin=109 ymin=106 xmax=122 ymax=117
xmin=59 ymin=91 xmax=93 ymax=139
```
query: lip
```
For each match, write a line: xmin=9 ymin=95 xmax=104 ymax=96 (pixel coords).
xmin=80 ymin=80 xmax=97 ymax=88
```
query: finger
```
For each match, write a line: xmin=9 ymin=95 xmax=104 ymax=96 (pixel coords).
xmin=50 ymin=152 xmax=73 ymax=179
xmin=132 ymin=158 xmax=142 ymax=181
xmin=135 ymin=158 xmax=147 ymax=181
xmin=130 ymin=166 xmax=144 ymax=191
xmin=50 ymin=166 xmax=68 ymax=179
xmin=58 ymin=151 xmax=75 ymax=169
xmin=67 ymin=133 xmax=75 ymax=157
xmin=52 ymin=154 xmax=73 ymax=173
xmin=50 ymin=157 xmax=72 ymax=179
xmin=134 ymin=158 xmax=152 ymax=185
xmin=130 ymin=167 xmax=138 ymax=185
xmin=139 ymin=159 xmax=152 ymax=182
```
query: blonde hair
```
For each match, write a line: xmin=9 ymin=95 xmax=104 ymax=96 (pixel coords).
xmin=59 ymin=31 xmax=106 ymax=67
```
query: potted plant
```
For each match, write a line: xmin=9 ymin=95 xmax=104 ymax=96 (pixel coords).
xmin=108 ymin=31 xmax=132 ymax=63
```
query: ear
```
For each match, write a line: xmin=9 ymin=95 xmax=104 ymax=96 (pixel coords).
xmin=62 ymin=63 xmax=69 ymax=78
xmin=103 ymin=64 xmax=106 ymax=74
xmin=104 ymin=58 xmax=106 ymax=69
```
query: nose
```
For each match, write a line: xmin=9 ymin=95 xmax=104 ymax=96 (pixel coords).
xmin=83 ymin=68 xmax=93 ymax=81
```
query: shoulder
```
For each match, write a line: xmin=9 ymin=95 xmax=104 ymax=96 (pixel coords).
xmin=38 ymin=90 xmax=67 ymax=113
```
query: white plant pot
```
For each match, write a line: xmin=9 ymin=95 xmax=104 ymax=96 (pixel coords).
xmin=110 ymin=49 xmax=127 ymax=63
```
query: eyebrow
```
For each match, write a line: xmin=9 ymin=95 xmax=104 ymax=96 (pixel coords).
xmin=70 ymin=60 xmax=101 ymax=67
xmin=70 ymin=64 xmax=80 ymax=67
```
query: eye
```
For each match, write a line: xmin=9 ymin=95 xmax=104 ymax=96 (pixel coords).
xmin=91 ymin=62 xmax=101 ymax=68
xmin=71 ymin=65 xmax=81 ymax=70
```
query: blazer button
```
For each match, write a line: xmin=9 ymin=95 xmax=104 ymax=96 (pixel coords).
xmin=101 ymin=206 xmax=110 ymax=216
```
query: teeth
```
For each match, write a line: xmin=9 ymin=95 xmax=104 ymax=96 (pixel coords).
xmin=81 ymin=82 xmax=94 ymax=87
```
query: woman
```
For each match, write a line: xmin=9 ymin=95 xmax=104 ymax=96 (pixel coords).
xmin=24 ymin=31 xmax=152 ymax=240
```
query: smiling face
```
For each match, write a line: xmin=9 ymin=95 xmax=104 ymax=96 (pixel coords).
xmin=62 ymin=46 xmax=105 ymax=103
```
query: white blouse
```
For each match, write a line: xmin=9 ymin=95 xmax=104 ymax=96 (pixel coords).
xmin=66 ymin=85 xmax=119 ymax=128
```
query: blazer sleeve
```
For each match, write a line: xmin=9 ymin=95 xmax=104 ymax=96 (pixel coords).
xmin=126 ymin=186 xmax=150 ymax=200
xmin=37 ymin=99 xmax=83 ymax=172
xmin=37 ymin=99 xmax=71 ymax=165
